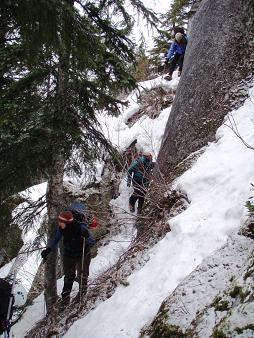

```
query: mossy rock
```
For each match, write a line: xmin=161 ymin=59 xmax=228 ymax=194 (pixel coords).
xmin=229 ymin=286 xmax=250 ymax=301
xmin=150 ymin=323 xmax=186 ymax=338
xmin=214 ymin=300 xmax=230 ymax=312
xmin=147 ymin=310 xmax=186 ymax=338
xmin=235 ymin=324 xmax=254 ymax=334
xmin=213 ymin=328 xmax=227 ymax=338
xmin=229 ymin=286 xmax=241 ymax=298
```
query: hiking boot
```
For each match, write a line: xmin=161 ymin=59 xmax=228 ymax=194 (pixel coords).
xmin=129 ymin=204 xmax=135 ymax=213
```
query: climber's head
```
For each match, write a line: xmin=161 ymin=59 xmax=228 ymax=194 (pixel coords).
xmin=175 ymin=32 xmax=183 ymax=43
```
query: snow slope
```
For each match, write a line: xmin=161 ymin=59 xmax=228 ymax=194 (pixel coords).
xmin=63 ymin=85 xmax=254 ymax=338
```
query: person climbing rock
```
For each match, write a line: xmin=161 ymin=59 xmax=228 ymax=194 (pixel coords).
xmin=127 ymin=152 xmax=154 ymax=214
xmin=165 ymin=31 xmax=188 ymax=81
xmin=41 ymin=206 xmax=96 ymax=305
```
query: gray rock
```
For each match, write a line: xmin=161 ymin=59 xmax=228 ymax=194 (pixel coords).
xmin=158 ymin=0 xmax=254 ymax=178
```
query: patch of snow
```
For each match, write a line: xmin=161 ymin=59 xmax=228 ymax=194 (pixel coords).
xmin=12 ymin=278 xmax=78 ymax=338
xmin=0 ymin=259 xmax=15 ymax=278
xmin=91 ymin=179 xmax=136 ymax=277
xmin=224 ymin=303 xmax=254 ymax=337
xmin=99 ymin=74 xmax=178 ymax=157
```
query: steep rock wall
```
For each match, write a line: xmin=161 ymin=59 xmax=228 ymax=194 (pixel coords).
xmin=158 ymin=0 xmax=254 ymax=177
xmin=140 ymin=222 xmax=254 ymax=338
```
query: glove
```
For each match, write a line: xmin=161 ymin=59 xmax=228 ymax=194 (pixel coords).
xmin=41 ymin=247 xmax=51 ymax=259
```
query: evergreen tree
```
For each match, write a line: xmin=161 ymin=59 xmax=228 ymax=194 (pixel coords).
xmin=164 ymin=0 xmax=193 ymax=27
xmin=132 ymin=39 xmax=152 ymax=82
xmin=149 ymin=29 xmax=172 ymax=74
xmin=0 ymin=0 xmax=158 ymax=310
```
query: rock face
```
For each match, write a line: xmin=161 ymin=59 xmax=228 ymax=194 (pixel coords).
xmin=158 ymin=0 xmax=254 ymax=178
xmin=141 ymin=222 xmax=254 ymax=338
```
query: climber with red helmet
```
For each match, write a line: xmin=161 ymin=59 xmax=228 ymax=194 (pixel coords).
xmin=41 ymin=202 xmax=96 ymax=305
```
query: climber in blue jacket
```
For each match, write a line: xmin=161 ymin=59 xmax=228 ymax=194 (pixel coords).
xmin=41 ymin=208 xmax=96 ymax=304
xmin=165 ymin=32 xmax=188 ymax=81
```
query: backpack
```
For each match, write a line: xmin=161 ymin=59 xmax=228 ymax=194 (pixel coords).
xmin=139 ymin=155 xmax=153 ymax=170
xmin=135 ymin=156 xmax=153 ymax=180
xmin=69 ymin=201 xmax=98 ymax=229
xmin=66 ymin=201 xmax=96 ymax=256
xmin=69 ymin=201 xmax=86 ymax=222
xmin=61 ymin=220 xmax=86 ymax=256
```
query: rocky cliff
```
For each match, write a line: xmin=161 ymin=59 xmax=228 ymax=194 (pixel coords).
xmin=158 ymin=0 xmax=254 ymax=178
xmin=141 ymin=221 xmax=254 ymax=338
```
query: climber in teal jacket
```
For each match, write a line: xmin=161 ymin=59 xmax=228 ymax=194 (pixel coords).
xmin=127 ymin=152 xmax=154 ymax=214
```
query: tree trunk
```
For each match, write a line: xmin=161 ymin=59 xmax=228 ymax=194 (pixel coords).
xmin=44 ymin=0 xmax=74 ymax=312
xmin=44 ymin=156 xmax=65 ymax=311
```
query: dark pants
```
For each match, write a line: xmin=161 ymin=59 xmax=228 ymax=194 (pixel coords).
xmin=129 ymin=180 xmax=149 ymax=214
xmin=62 ymin=252 xmax=91 ymax=299
xmin=169 ymin=53 xmax=185 ymax=75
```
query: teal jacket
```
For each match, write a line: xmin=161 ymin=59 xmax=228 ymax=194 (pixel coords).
xmin=127 ymin=156 xmax=154 ymax=184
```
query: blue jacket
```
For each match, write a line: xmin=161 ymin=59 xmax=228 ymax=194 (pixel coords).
xmin=167 ymin=38 xmax=187 ymax=59
xmin=127 ymin=156 xmax=154 ymax=184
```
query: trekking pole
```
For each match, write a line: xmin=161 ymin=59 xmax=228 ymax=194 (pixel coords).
xmin=79 ymin=237 xmax=86 ymax=305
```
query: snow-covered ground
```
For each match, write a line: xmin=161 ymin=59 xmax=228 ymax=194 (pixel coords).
xmin=62 ymin=85 xmax=254 ymax=338
xmin=98 ymin=75 xmax=178 ymax=155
